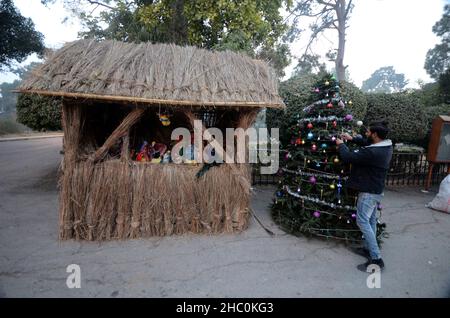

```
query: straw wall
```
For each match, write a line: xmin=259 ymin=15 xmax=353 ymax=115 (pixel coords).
xmin=59 ymin=161 xmax=251 ymax=240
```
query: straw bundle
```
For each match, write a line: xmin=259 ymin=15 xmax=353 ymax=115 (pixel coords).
xmin=19 ymin=39 xmax=284 ymax=109
xmin=59 ymin=161 xmax=251 ymax=240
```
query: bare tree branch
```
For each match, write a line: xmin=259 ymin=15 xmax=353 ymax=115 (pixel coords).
xmin=316 ymin=0 xmax=336 ymax=9
xmin=302 ymin=17 xmax=336 ymax=57
xmin=345 ymin=0 xmax=353 ymax=18
xmin=86 ymin=0 xmax=115 ymax=10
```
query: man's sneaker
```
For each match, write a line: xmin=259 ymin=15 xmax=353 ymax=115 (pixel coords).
xmin=350 ymin=247 xmax=370 ymax=259
xmin=357 ymin=258 xmax=385 ymax=273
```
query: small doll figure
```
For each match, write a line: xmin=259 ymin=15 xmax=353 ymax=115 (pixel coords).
xmin=162 ymin=150 xmax=171 ymax=163
xmin=136 ymin=141 xmax=150 ymax=162
xmin=148 ymin=141 xmax=167 ymax=160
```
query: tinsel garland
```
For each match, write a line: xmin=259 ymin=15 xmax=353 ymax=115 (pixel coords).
xmin=297 ymin=115 xmax=345 ymax=123
xmin=302 ymin=97 xmax=344 ymax=113
xmin=283 ymin=185 xmax=357 ymax=211
xmin=281 ymin=168 xmax=349 ymax=181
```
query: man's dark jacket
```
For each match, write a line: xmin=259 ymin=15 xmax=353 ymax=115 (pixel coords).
xmin=338 ymin=137 xmax=393 ymax=194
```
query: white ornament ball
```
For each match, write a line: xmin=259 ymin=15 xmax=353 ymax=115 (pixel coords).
xmin=357 ymin=121 xmax=363 ymax=127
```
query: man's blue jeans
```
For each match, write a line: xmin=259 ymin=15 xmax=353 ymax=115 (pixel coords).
xmin=356 ymin=192 xmax=383 ymax=260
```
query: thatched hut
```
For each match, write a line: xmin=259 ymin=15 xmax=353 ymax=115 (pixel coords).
xmin=18 ymin=39 xmax=284 ymax=240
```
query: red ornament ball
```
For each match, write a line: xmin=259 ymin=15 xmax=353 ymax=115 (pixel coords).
xmin=307 ymin=123 xmax=313 ymax=129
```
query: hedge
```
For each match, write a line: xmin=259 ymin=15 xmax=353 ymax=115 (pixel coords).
xmin=16 ymin=94 xmax=62 ymax=131
xmin=364 ymin=92 xmax=428 ymax=144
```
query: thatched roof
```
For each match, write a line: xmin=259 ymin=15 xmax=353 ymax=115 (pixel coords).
xmin=19 ymin=39 xmax=284 ymax=109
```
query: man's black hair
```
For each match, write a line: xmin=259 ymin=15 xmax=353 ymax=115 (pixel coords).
xmin=368 ymin=120 xmax=389 ymax=140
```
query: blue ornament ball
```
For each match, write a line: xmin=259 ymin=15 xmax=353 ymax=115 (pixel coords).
xmin=307 ymin=132 xmax=314 ymax=139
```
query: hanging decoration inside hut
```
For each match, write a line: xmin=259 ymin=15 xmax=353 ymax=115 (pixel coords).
xmin=159 ymin=114 xmax=171 ymax=126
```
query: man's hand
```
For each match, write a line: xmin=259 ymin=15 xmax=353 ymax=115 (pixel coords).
xmin=340 ymin=133 xmax=353 ymax=141
xmin=335 ymin=138 xmax=344 ymax=146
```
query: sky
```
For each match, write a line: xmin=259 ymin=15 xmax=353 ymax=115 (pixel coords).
xmin=1 ymin=0 xmax=448 ymax=88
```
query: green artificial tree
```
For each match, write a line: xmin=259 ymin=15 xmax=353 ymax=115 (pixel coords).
xmin=271 ymin=73 xmax=385 ymax=244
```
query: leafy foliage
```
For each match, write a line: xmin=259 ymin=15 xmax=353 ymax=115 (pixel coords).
xmin=267 ymin=73 xmax=320 ymax=145
xmin=16 ymin=94 xmax=62 ymax=131
xmin=410 ymin=82 xmax=444 ymax=107
xmin=438 ymin=68 xmax=450 ymax=103
xmin=293 ymin=53 xmax=327 ymax=76
xmin=424 ymin=4 xmax=450 ymax=79
xmin=422 ymin=103 xmax=450 ymax=146
xmin=364 ymin=93 xmax=427 ymax=144
xmin=340 ymin=80 xmax=367 ymax=121
xmin=361 ymin=66 xmax=408 ymax=93
xmin=0 ymin=0 xmax=45 ymax=71
xmin=57 ymin=0 xmax=292 ymax=77
xmin=0 ymin=80 xmax=19 ymax=114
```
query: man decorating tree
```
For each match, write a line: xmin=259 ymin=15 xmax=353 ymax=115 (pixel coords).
xmin=335 ymin=121 xmax=393 ymax=273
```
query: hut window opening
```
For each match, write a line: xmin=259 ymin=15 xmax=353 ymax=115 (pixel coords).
xmin=77 ymin=104 xmax=242 ymax=164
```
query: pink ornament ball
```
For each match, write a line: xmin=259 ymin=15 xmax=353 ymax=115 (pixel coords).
xmin=313 ymin=211 xmax=321 ymax=218
xmin=345 ymin=114 xmax=353 ymax=121
xmin=309 ymin=176 xmax=317 ymax=184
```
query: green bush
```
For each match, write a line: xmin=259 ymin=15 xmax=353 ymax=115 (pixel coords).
xmin=409 ymin=82 xmax=445 ymax=107
xmin=424 ymin=104 xmax=450 ymax=127
xmin=364 ymin=92 xmax=428 ymax=144
xmin=16 ymin=94 xmax=62 ymax=131
xmin=266 ymin=74 xmax=319 ymax=145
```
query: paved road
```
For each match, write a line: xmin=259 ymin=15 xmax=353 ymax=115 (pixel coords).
xmin=1 ymin=138 xmax=450 ymax=298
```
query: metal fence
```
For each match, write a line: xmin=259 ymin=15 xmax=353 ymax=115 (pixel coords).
xmin=252 ymin=152 xmax=450 ymax=187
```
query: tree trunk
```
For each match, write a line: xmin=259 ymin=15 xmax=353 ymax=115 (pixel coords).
xmin=170 ymin=0 xmax=188 ymax=45
xmin=335 ymin=0 xmax=346 ymax=82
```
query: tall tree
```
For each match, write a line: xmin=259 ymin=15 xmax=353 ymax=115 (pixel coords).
xmin=287 ymin=0 xmax=353 ymax=82
xmin=45 ymin=0 xmax=292 ymax=77
xmin=438 ymin=68 xmax=450 ymax=103
xmin=0 ymin=0 xmax=45 ymax=71
xmin=361 ymin=66 xmax=408 ymax=93
xmin=424 ymin=4 xmax=449 ymax=80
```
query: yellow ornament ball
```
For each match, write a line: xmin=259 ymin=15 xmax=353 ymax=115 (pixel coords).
xmin=330 ymin=184 xmax=336 ymax=190
xmin=159 ymin=114 xmax=171 ymax=126
xmin=333 ymin=157 xmax=340 ymax=164
xmin=325 ymin=80 xmax=330 ymax=86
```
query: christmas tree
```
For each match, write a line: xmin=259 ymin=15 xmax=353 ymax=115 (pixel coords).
xmin=271 ymin=73 xmax=385 ymax=244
